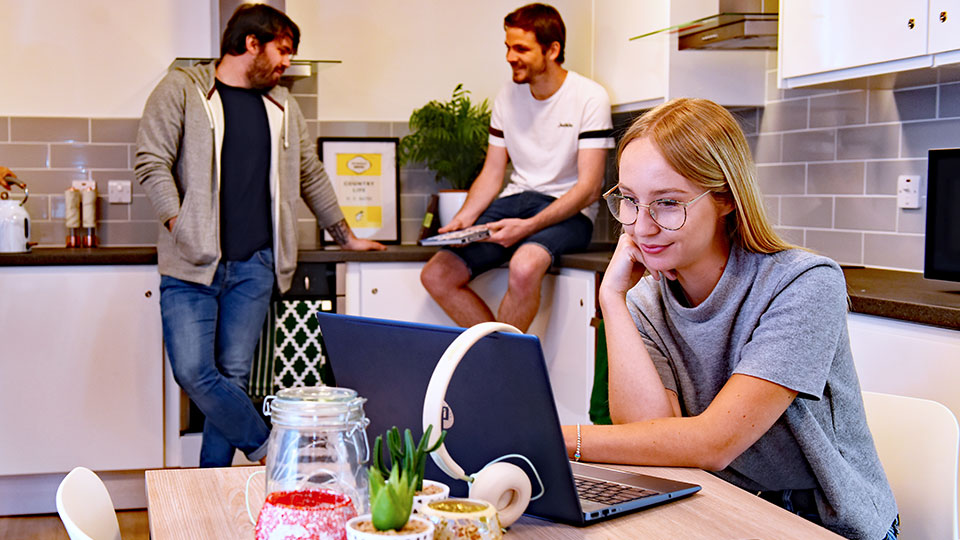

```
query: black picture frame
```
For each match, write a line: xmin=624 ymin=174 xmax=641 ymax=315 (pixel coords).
xmin=317 ymin=136 xmax=401 ymax=244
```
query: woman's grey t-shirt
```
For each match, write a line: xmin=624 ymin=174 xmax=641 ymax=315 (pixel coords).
xmin=626 ymin=244 xmax=897 ymax=540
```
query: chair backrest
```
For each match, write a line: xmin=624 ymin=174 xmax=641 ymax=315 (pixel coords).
xmin=862 ymin=391 xmax=960 ymax=540
xmin=55 ymin=467 xmax=122 ymax=540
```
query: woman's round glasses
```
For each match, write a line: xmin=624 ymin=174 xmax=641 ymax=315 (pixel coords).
xmin=603 ymin=186 xmax=714 ymax=231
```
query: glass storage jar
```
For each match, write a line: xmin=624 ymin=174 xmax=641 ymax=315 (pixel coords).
xmin=261 ymin=386 xmax=371 ymax=517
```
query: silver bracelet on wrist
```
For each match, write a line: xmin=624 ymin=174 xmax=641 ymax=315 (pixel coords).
xmin=574 ymin=423 xmax=582 ymax=462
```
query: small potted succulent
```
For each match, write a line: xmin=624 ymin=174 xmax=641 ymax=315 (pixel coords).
xmin=346 ymin=425 xmax=447 ymax=539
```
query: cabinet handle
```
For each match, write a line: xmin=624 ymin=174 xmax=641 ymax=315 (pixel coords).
xmin=371 ymin=287 xmax=378 ymax=295
xmin=907 ymin=18 xmax=916 ymax=29
xmin=941 ymin=11 xmax=948 ymax=23
xmin=304 ymin=275 xmax=310 ymax=290
xmin=145 ymin=290 xmax=152 ymax=298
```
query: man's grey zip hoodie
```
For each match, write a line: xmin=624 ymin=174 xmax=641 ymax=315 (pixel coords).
xmin=135 ymin=62 xmax=343 ymax=292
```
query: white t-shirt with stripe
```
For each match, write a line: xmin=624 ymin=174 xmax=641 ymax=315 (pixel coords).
xmin=488 ymin=71 xmax=614 ymax=222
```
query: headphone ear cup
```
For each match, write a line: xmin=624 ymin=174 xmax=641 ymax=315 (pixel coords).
xmin=468 ymin=462 xmax=531 ymax=527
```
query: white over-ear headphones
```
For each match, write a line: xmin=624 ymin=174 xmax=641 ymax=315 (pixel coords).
xmin=422 ymin=322 xmax=533 ymax=527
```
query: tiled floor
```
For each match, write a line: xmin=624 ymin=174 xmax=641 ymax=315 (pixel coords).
xmin=0 ymin=509 xmax=148 ymax=540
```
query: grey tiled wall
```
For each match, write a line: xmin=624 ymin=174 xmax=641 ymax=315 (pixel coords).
xmin=749 ymin=56 xmax=960 ymax=272
xmin=7 ymin=59 xmax=948 ymax=269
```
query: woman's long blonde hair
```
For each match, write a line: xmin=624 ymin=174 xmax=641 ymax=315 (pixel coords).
xmin=618 ymin=98 xmax=796 ymax=253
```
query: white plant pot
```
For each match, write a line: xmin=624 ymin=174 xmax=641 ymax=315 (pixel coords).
xmin=413 ymin=479 xmax=450 ymax=513
xmin=345 ymin=514 xmax=435 ymax=540
xmin=437 ymin=190 xmax=468 ymax=227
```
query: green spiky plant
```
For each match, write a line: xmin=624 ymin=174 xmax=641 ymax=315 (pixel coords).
xmin=398 ymin=84 xmax=491 ymax=191
xmin=366 ymin=425 xmax=447 ymax=532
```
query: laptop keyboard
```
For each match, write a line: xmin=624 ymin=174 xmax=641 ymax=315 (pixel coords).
xmin=574 ymin=476 xmax=660 ymax=505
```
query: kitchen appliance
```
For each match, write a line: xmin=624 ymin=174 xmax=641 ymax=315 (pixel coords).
xmin=632 ymin=0 xmax=778 ymax=51
xmin=0 ymin=180 xmax=31 ymax=253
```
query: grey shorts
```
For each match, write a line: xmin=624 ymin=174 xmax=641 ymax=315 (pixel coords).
xmin=443 ymin=191 xmax=593 ymax=278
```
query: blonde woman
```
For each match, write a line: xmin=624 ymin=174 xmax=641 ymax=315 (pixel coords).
xmin=563 ymin=98 xmax=898 ymax=539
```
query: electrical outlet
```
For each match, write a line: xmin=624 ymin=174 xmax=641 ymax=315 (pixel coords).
xmin=108 ymin=180 xmax=132 ymax=204
xmin=897 ymin=175 xmax=920 ymax=209
xmin=71 ymin=180 xmax=96 ymax=191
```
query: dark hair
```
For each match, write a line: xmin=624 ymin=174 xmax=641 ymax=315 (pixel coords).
xmin=504 ymin=3 xmax=565 ymax=64
xmin=220 ymin=3 xmax=300 ymax=58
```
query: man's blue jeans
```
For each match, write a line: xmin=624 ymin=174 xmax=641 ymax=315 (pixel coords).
xmin=160 ymin=248 xmax=274 ymax=467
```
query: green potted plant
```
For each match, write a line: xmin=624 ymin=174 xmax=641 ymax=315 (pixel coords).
xmin=399 ymin=84 xmax=491 ymax=226
xmin=346 ymin=425 xmax=447 ymax=539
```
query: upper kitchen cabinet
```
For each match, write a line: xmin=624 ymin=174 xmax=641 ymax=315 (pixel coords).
xmin=779 ymin=0 xmax=960 ymax=87
xmin=594 ymin=0 xmax=768 ymax=110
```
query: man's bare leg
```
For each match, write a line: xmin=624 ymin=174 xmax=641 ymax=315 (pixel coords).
xmin=421 ymin=250 xmax=495 ymax=327
xmin=496 ymin=244 xmax=552 ymax=332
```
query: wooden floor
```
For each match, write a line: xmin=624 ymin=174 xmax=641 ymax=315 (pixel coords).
xmin=0 ymin=509 xmax=148 ymax=540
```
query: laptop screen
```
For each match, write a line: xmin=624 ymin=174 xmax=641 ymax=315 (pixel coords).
xmin=316 ymin=312 xmax=583 ymax=522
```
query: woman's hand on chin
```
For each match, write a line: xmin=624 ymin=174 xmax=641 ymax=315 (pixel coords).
xmin=601 ymin=233 xmax=649 ymax=297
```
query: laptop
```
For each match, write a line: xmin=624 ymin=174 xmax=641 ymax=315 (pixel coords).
xmin=315 ymin=312 xmax=701 ymax=525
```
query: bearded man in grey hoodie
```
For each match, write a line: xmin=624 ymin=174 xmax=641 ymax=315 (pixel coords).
xmin=135 ymin=4 xmax=384 ymax=467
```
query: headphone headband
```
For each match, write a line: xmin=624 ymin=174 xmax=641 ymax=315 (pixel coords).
xmin=422 ymin=322 xmax=522 ymax=481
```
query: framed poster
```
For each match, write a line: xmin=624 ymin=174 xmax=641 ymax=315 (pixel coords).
xmin=318 ymin=137 xmax=400 ymax=243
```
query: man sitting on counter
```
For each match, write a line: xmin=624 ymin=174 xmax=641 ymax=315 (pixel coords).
xmin=420 ymin=3 xmax=614 ymax=332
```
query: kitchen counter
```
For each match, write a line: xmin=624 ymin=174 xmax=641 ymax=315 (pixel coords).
xmin=3 ymin=246 xmax=958 ymax=330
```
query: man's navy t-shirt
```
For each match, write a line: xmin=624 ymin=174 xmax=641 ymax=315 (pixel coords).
xmin=216 ymin=78 xmax=272 ymax=261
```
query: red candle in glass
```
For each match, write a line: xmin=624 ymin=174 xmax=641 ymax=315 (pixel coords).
xmin=255 ymin=489 xmax=357 ymax=540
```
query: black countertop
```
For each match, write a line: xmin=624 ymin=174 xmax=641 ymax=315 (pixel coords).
xmin=3 ymin=246 xmax=958 ymax=330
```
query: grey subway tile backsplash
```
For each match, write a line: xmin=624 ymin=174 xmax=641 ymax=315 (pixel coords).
xmin=97 ymin=221 xmax=159 ymax=246
xmin=779 ymin=196 xmax=833 ymax=227
xmin=318 ymin=121 xmax=392 ymax=138
xmin=809 ymin=91 xmax=867 ymax=128
xmin=23 ymin=195 xmax=50 ymax=221
xmin=96 ymin=196 xmax=130 ymax=221
xmin=902 ymin=118 xmax=960 ymax=157
xmin=30 ymin=221 xmax=68 ymax=245
xmin=130 ymin=195 xmax=157 ymax=221
xmin=865 ymin=159 xmax=926 ymax=195
xmin=11 ymin=117 xmax=88 ymax=142
xmin=805 ymin=230 xmax=862 ymax=265
xmin=91 ymin=119 xmax=139 ymax=143
xmin=763 ymin=196 xmax=780 ymax=224
xmin=782 ymin=130 xmax=836 ymax=162
xmin=898 ymin=207 xmax=926 ymax=234
xmin=748 ymin=133 xmax=782 ymax=163
xmin=868 ymin=87 xmax=936 ymax=123
xmin=937 ymin=83 xmax=960 ymax=118
xmin=834 ymin=197 xmax=897 ymax=231
xmin=0 ymin=143 xmax=50 ymax=168
xmin=863 ymin=233 xmax=924 ymax=270
xmin=15 ymin=169 xmax=88 ymax=192
xmin=837 ymin=124 xmax=900 ymax=160
xmin=50 ymin=143 xmax=129 ymax=169
xmin=759 ymin=98 xmax=808 ymax=132
xmin=775 ymin=226 xmax=805 ymax=246
xmin=756 ymin=164 xmax=805 ymax=194
xmin=807 ymin=162 xmax=864 ymax=194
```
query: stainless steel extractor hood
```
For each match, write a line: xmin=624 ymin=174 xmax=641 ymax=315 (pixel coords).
xmin=677 ymin=0 xmax=778 ymax=50
xmin=631 ymin=0 xmax=778 ymax=51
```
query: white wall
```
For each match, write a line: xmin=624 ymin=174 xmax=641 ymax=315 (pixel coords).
xmin=0 ymin=0 xmax=212 ymax=118
xmin=0 ymin=0 xmax=594 ymax=121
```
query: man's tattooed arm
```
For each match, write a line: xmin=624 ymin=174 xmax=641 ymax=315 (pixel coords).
xmin=326 ymin=219 xmax=352 ymax=246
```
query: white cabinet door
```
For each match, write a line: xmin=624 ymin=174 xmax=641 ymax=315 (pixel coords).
xmin=929 ymin=0 xmax=960 ymax=56
xmin=0 ymin=266 xmax=164 ymax=475
xmin=344 ymin=262 xmax=597 ymax=425
xmin=780 ymin=0 xmax=929 ymax=80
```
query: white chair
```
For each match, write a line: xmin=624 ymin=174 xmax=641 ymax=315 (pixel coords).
xmin=55 ymin=466 xmax=122 ymax=540
xmin=862 ymin=391 xmax=960 ymax=540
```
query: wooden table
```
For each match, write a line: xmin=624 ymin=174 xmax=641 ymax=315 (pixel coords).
xmin=146 ymin=465 xmax=843 ymax=540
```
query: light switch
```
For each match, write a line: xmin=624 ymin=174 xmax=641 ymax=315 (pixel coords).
xmin=897 ymin=175 xmax=920 ymax=209
xmin=108 ymin=180 xmax=132 ymax=204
